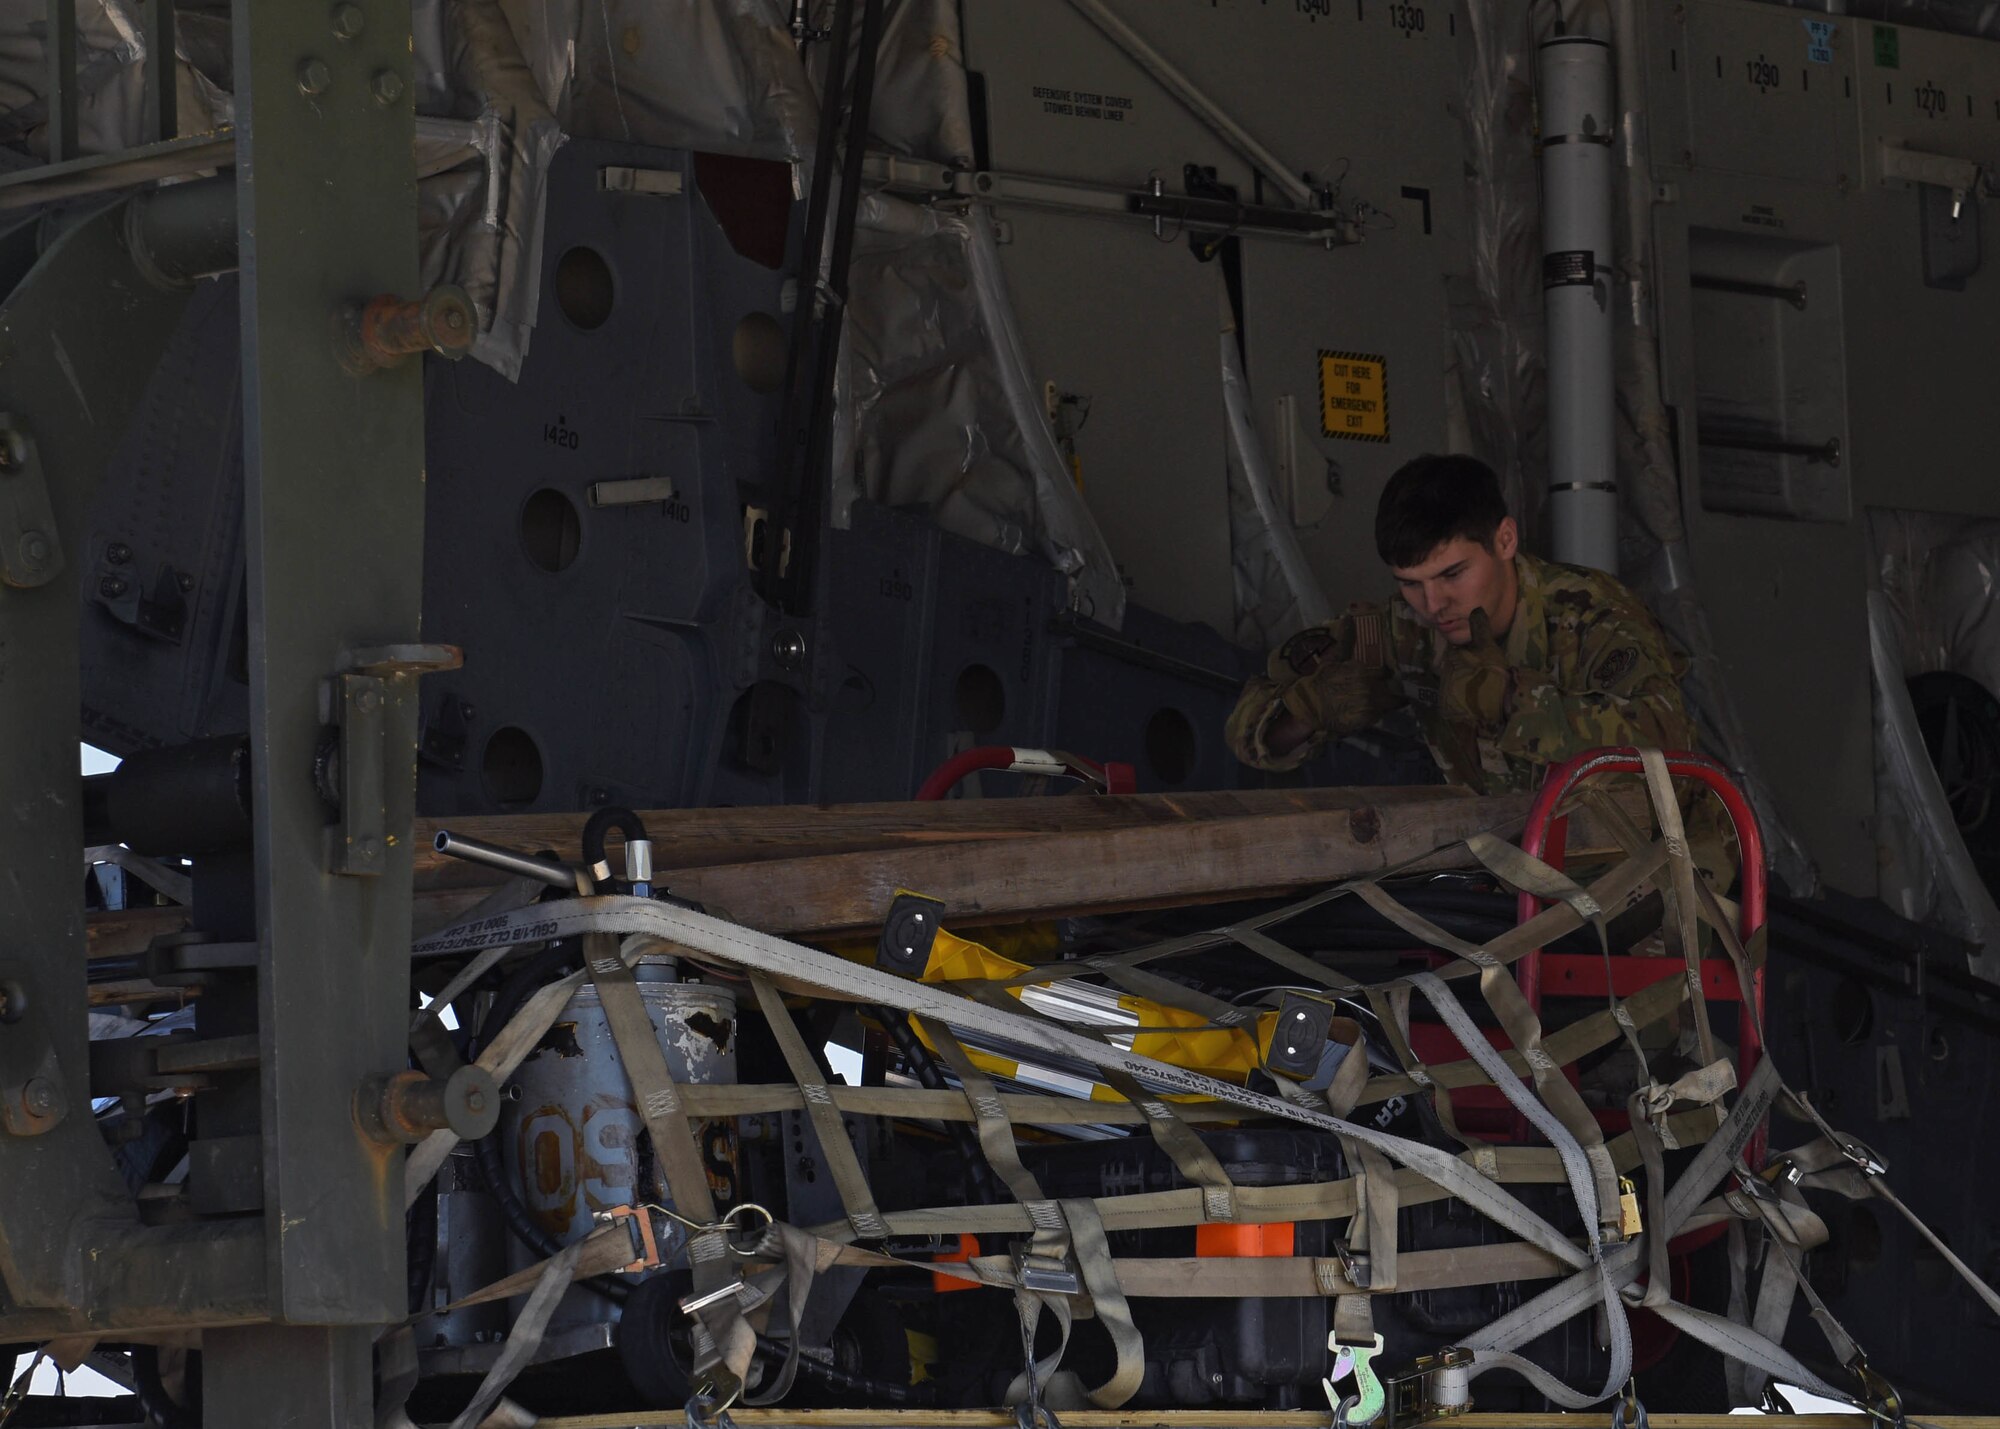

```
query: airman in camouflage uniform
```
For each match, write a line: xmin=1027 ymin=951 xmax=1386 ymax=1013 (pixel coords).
xmin=1226 ymin=549 xmax=1699 ymax=793
xmin=1227 ymin=454 xmax=1732 ymax=884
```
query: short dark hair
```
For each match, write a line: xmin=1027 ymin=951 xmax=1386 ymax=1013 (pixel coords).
xmin=1373 ymin=454 xmax=1510 ymax=568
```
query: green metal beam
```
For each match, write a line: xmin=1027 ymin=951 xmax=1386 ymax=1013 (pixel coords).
xmin=230 ymin=0 xmax=425 ymax=1329
xmin=0 ymin=205 xmax=192 ymax=1313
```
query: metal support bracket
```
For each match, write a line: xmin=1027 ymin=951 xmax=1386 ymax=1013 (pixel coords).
xmin=0 ymin=415 xmax=64 ymax=589
xmin=323 ymin=645 xmax=459 ymax=877
xmin=1879 ymin=140 xmax=1984 ymax=214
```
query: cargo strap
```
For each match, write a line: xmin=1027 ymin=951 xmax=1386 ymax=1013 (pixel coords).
xmin=405 ymin=757 xmax=1995 ymax=1412
xmin=415 ymin=890 xmax=1621 ymax=1274
xmin=749 ymin=975 xmax=891 ymax=1241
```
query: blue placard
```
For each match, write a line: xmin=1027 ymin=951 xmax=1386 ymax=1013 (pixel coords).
xmin=1804 ymin=18 xmax=1836 ymax=64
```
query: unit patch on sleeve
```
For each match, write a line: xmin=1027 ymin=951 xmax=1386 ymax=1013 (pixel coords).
xmin=1595 ymin=647 xmax=1638 ymax=690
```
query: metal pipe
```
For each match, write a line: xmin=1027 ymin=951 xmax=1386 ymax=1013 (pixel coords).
xmin=1696 ymin=430 xmax=1840 ymax=466
xmin=1062 ymin=0 xmax=1317 ymax=210
xmin=1538 ymin=34 xmax=1619 ymax=574
xmin=83 ymin=733 xmax=250 ymax=854
xmin=124 ymin=174 xmax=239 ymax=288
xmin=1690 ymin=273 xmax=1807 ymax=309
xmin=432 ymin=829 xmax=579 ymax=890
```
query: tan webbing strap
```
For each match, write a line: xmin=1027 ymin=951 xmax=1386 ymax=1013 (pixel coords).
xmin=1363 ymin=982 xmax=1476 ymax=1153
xmin=1639 ymin=750 xmax=1719 ymax=1066
xmin=1321 ymin=1017 xmax=1370 ymax=1117
xmin=767 ymin=1223 xmax=1571 ymax=1301
xmin=1332 ymin=1294 xmax=1377 ymax=1349
xmin=445 ymin=1233 xmax=589 ymax=1429
xmin=582 ymin=930 xmax=738 ymax=1383
xmin=1625 ymin=1087 xmax=1673 ymax=1309
xmin=1465 ymin=831 xmax=1608 ymax=942
xmin=1343 ymin=1138 xmax=1400 ymax=1291
xmin=584 ymin=934 xmax=720 ymax=1230
xmin=1357 ymin=965 xmax=1689 ymax=1105
xmin=1358 ymin=883 xmax=1624 ymax=1233
xmin=951 ymin=979 xmax=1243 ymax=1221
xmin=1221 ymin=924 xmax=1366 ymax=994
xmin=922 ymin=1022 xmax=1059 ymax=1212
xmin=923 ymin=1021 xmax=1090 ymax=1402
xmin=1095 ymin=1066 xmax=1241 ymax=1222
xmin=405 ymin=962 xmax=590 ymax=1207
xmin=1060 ymin=1198 xmax=1146 ymax=1407
xmin=748 ymin=975 xmax=890 ymax=1239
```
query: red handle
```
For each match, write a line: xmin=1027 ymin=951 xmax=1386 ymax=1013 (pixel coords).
xmin=915 ymin=746 xmax=1138 ymax=801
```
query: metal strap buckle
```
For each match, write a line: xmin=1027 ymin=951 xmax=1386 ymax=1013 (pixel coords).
xmin=685 ymin=1385 xmax=740 ymax=1429
xmin=597 ymin=1204 xmax=663 ymax=1273
xmin=1384 ymin=1346 xmax=1474 ymax=1427
xmin=1012 ymin=1245 xmax=1081 ymax=1296
xmin=1849 ymin=1353 xmax=1905 ymax=1428
xmin=1837 ymin=1135 xmax=1889 ymax=1179
xmin=1333 ymin=1241 xmax=1372 ymax=1290
xmin=1611 ymin=1379 xmax=1649 ymax=1429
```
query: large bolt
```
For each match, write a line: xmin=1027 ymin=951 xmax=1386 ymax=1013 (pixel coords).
xmin=105 ymin=542 xmax=131 ymax=565
xmin=337 ymin=284 xmax=476 ymax=374
xmin=20 ymin=1078 xmax=56 ymax=1118
xmin=330 ymin=2 xmax=365 ymax=38
xmin=19 ymin=532 xmax=48 ymax=567
xmin=297 ymin=57 xmax=332 ymax=96
xmin=370 ymin=69 xmax=405 ymax=105
xmin=99 ymin=575 xmax=130 ymax=600
xmin=358 ymin=1065 xmax=499 ymax=1145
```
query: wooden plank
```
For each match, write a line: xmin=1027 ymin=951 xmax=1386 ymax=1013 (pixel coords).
xmin=520 ymin=1408 xmax=2000 ymax=1416
xmin=92 ymin=788 xmax=1646 ymax=952
xmin=410 ymin=787 xmax=1474 ymax=888
xmin=655 ymin=791 xmax=1547 ymax=935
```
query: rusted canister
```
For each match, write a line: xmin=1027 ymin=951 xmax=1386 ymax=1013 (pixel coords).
xmin=500 ymin=964 xmax=738 ymax=1337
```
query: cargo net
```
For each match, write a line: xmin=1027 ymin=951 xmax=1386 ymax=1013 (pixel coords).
xmin=393 ymin=749 xmax=1998 ymax=1429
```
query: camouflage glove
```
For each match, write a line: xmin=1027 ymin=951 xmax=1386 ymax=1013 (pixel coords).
xmin=1279 ymin=656 xmax=1399 ymax=738
xmin=1436 ymin=608 xmax=1514 ymax=728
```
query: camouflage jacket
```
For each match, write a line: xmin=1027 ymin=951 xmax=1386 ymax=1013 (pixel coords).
xmin=1227 ymin=552 xmax=1700 ymax=795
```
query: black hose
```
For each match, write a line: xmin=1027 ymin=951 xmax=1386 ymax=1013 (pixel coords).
xmin=873 ymin=1007 xmax=1003 ymax=1206
xmin=581 ymin=806 xmax=648 ymax=878
xmin=406 ymin=1169 xmax=439 ymax=1315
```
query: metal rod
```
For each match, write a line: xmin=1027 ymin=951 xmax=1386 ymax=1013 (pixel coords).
xmin=141 ymin=0 xmax=176 ymax=143
xmin=46 ymin=0 xmax=78 ymax=163
xmin=432 ymin=830 xmax=579 ymax=890
xmin=1690 ymin=273 xmax=1808 ymax=310
xmin=1696 ymin=430 xmax=1841 ymax=466
xmin=1046 ymin=612 xmax=1244 ymax=693
xmin=1062 ymin=0 xmax=1316 ymax=210
xmin=782 ymin=0 xmax=885 ymax=614
xmin=763 ymin=0 xmax=853 ymax=603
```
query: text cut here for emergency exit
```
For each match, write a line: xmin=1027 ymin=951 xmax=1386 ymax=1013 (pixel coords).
xmin=1319 ymin=350 xmax=1389 ymax=442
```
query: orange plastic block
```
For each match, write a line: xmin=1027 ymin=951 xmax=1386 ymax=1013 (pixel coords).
xmin=1194 ymin=1221 xmax=1296 ymax=1257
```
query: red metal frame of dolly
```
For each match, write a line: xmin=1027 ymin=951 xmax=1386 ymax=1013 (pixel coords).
xmin=1514 ymin=748 xmax=1769 ymax=1363
xmin=1409 ymin=746 xmax=1768 ymax=1290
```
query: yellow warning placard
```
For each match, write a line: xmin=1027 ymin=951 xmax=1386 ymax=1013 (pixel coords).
xmin=1319 ymin=350 xmax=1389 ymax=442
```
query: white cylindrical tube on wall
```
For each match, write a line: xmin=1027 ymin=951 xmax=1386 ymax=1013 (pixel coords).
xmin=1538 ymin=33 xmax=1619 ymax=574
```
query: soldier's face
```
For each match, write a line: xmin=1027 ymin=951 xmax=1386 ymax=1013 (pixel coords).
xmin=1389 ymin=519 xmax=1521 ymax=645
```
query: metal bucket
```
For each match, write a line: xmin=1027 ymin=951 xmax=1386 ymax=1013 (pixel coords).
xmin=503 ymin=974 xmax=739 ymax=1247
